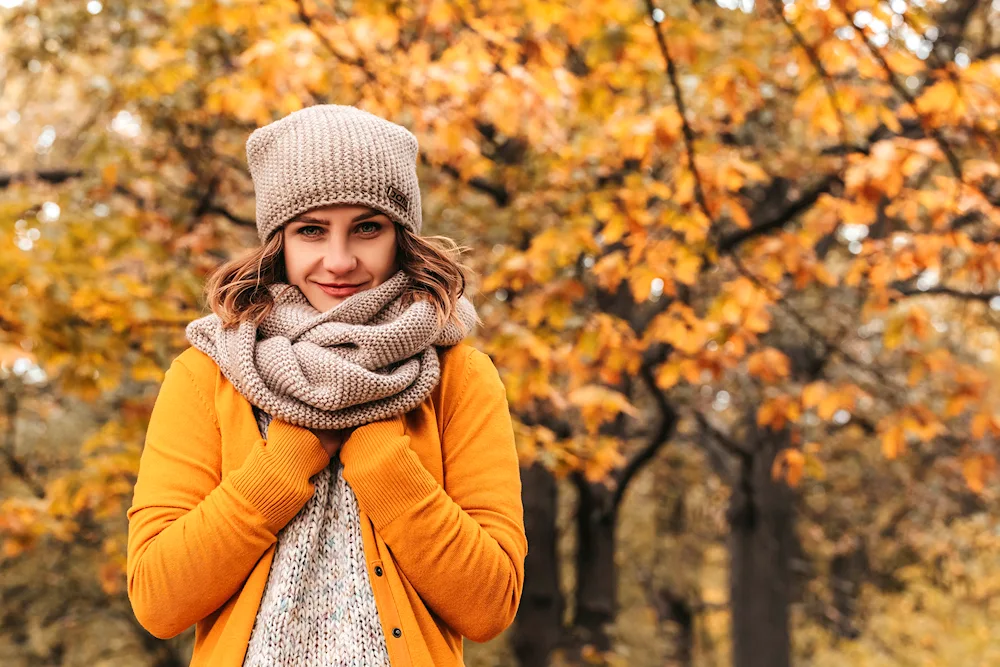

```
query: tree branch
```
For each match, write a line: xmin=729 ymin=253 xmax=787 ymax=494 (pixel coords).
xmin=719 ymin=173 xmax=841 ymax=253
xmin=0 ymin=169 xmax=84 ymax=189
xmin=645 ymin=1 xmax=715 ymax=249
xmin=720 ymin=118 xmax=925 ymax=254
xmin=1 ymin=390 xmax=46 ymax=499
xmin=891 ymin=282 xmax=1000 ymax=303
xmin=611 ymin=361 xmax=678 ymax=512
xmin=695 ymin=412 xmax=753 ymax=461
xmin=831 ymin=0 xmax=967 ymax=185
xmin=430 ymin=158 xmax=511 ymax=208
xmin=204 ymin=204 xmax=255 ymax=227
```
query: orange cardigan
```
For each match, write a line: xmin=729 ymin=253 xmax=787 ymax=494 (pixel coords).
xmin=126 ymin=342 xmax=526 ymax=666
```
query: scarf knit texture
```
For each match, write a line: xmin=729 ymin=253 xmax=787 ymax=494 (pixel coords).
xmin=184 ymin=269 xmax=478 ymax=665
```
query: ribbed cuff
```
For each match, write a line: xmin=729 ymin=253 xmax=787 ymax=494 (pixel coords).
xmin=227 ymin=419 xmax=330 ymax=533
xmin=341 ymin=417 xmax=439 ymax=530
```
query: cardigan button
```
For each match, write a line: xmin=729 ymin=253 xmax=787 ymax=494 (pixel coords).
xmin=392 ymin=628 xmax=402 ymax=638
xmin=374 ymin=566 xmax=383 ymax=577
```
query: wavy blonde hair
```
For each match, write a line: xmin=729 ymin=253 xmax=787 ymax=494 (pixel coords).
xmin=204 ymin=223 xmax=480 ymax=331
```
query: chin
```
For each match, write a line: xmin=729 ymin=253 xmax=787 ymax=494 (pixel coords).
xmin=310 ymin=294 xmax=344 ymax=311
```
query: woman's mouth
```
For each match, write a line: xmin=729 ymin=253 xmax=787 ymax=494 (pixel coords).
xmin=316 ymin=282 xmax=365 ymax=298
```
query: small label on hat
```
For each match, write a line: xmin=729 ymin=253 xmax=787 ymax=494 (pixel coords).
xmin=386 ymin=185 xmax=409 ymax=213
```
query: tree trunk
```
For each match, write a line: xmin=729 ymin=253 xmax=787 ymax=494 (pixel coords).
xmin=658 ymin=588 xmax=694 ymax=666
xmin=572 ymin=475 xmax=617 ymax=653
xmin=729 ymin=418 xmax=794 ymax=667
xmin=829 ymin=538 xmax=867 ymax=639
xmin=513 ymin=463 xmax=564 ymax=667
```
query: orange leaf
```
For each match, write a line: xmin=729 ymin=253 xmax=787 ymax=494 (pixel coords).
xmin=962 ymin=454 xmax=996 ymax=494
xmin=747 ymin=348 xmax=790 ymax=383
xmin=771 ymin=449 xmax=805 ymax=487
xmin=882 ymin=424 xmax=906 ymax=459
xmin=102 ymin=163 xmax=119 ymax=187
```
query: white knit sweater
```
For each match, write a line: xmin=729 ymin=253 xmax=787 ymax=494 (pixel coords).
xmin=242 ymin=407 xmax=391 ymax=666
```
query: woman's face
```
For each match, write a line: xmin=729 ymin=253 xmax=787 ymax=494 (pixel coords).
xmin=282 ymin=204 xmax=399 ymax=311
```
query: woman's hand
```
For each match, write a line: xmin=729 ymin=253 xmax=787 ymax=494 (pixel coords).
xmin=309 ymin=428 xmax=352 ymax=458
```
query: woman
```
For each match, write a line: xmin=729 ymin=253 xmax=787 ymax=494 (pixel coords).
xmin=126 ymin=104 xmax=527 ymax=667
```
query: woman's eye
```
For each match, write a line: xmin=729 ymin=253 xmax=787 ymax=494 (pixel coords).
xmin=357 ymin=221 xmax=381 ymax=235
xmin=298 ymin=225 xmax=324 ymax=237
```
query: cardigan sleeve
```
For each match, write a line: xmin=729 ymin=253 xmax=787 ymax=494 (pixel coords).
xmin=340 ymin=348 xmax=527 ymax=643
xmin=126 ymin=356 xmax=331 ymax=639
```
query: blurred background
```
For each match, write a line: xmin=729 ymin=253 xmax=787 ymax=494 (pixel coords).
xmin=2 ymin=0 xmax=1000 ymax=665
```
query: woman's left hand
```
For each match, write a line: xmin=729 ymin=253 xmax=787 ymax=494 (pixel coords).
xmin=339 ymin=413 xmax=406 ymax=460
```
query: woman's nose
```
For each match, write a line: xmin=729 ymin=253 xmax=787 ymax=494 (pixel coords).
xmin=322 ymin=246 xmax=358 ymax=274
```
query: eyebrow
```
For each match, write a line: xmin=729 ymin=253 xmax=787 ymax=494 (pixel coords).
xmin=291 ymin=208 xmax=383 ymax=225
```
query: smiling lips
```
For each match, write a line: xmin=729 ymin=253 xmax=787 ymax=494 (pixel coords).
xmin=316 ymin=282 xmax=365 ymax=297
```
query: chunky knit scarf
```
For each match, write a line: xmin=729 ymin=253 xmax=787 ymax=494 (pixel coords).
xmin=186 ymin=269 xmax=478 ymax=430
xmin=184 ymin=269 xmax=478 ymax=665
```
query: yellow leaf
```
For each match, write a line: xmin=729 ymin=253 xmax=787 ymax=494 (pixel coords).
xmin=743 ymin=303 xmax=772 ymax=334
xmin=592 ymin=251 xmax=629 ymax=293
xmin=802 ymin=382 xmax=827 ymax=409
xmin=915 ymin=81 xmax=959 ymax=116
xmin=879 ymin=107 xmax=903 ymax=134
xmin=673 ymin=247 xmax=702 ymax=285
xmin=602 ymin=213 xmax=629 ymax=244
xmin=884 ymin=316 xmax=905 ymax=350
xmin=816 ymin=392 xmax=841 ymax=419
xmin=656 ymin=362 xmax=681 ymax=389
xmin=884 ymin=51 xmax=926 ymax=76
xmin=629 ymin=268 xmax=657 ymax=303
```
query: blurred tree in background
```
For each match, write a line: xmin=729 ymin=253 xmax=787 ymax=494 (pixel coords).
xmin=2 ymin=0 xmax=1000 ymax=665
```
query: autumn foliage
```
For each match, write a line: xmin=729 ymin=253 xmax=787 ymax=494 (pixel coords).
xmin=2 ymin=0 xmax=1000 ymax=664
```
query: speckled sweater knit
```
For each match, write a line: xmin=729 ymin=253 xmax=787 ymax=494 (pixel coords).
xmin=242 ymin=407 xmax=389 ymax=666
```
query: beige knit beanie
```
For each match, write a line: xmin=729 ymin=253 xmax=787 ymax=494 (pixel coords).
xmin=246 ymin=104 xmax=422 ymax=243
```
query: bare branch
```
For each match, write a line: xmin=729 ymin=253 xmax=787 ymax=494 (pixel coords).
xmin=0 ymin=169 xmax=84 ymax=189
xmin=611 ymin=361 xmax=678 ymax=512
xmin=695 ymin=412 xmax=754 ymax=461
xmin=204 ymin=204 xmax=255 ymax=227
xmin=891 ymin=282 xmax=1000 ymax=303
